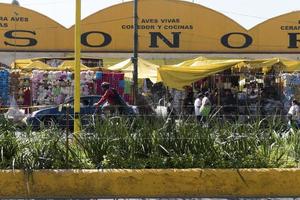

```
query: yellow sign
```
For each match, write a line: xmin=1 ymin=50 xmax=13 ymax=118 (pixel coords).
xmin=0 ymin=0 xmax=300 ymax=52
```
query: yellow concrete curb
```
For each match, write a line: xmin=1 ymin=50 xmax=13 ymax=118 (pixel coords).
xmin=0 ymin=169 xmax=300 ymax=198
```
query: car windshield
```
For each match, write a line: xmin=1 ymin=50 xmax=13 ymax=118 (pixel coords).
xmin=63 ymin=100 xmax=87 ymax=106
xmin=63 ymin=96 xmax=100 ymax=107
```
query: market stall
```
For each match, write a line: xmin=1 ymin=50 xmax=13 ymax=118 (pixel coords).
xmin=106 ymin=57 xmax=160 ymax=104
xmin=158 ymin=57 xmax=300 ymax=117
xmin=158 ymin=57 xmax=245 ymax=90
xmin=8 ymin=57 xmax=135 ymax=110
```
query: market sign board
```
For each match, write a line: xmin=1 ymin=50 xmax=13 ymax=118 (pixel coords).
xmin=0 ymin=0 xmax=300 ymax=53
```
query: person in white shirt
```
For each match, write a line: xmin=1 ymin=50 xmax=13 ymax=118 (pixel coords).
xmin=194 ymin=93 xmax=202 ymax=122
xmin=288 ymin=99 xmax=300 ymax=129
xmin=200 ymin=91 xmax=211 ymax=123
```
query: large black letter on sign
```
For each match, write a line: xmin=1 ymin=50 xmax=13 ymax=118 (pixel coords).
xmin=288 ymin=33 xmax=300 ymax=48
xmin=4 ymin=30 xmax=37 ymax=47
xmin=221 ymin=32 xmax=252 ymax=49
xmin=149 ymin=32 xmax=181 ymax=48
xmin=81 ymin=31 xmax=112 ymax=47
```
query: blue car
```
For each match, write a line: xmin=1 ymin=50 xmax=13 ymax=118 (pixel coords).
xmin=26 ymin=95 xmax=101 ymax=129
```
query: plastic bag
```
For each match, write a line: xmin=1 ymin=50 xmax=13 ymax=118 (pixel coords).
xmin=4 ymin=96 xmax=26 ymax=122
xmin=155 ymin=106 xmax=168 ymax=118
xmin=200 ymin=105 xmax=211 ymax=117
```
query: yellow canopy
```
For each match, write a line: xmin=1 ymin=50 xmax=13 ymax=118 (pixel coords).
xmin=106 ymin=58 xmax=159 ymax=83
xmin=12 ymin=58 xmax=98 ymax=72
xmin=13 ymin=60 xmax=54 ymax=71
xmin=57 ymin=60 xmax=96 ymax=71
xmin=158 ymin=57 xmax=245 ymax=90
xmin=13 ymin=59 xmax=34 ymax=68
xmin=242 ymin=58 xmax=300 ymax=73
xmin=279 ymin=59 xmax=300 ymax=72
xmin=158 ymin=57 xmax=300 ymax=90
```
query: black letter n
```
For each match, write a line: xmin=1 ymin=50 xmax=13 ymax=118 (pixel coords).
xmin=149 ymin=32 xmax=181 ymax=48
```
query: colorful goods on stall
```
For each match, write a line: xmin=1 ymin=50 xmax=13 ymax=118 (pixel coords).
xmin=8 ymin=69 xmax=132 ymax=108
xmin=95 ymin=71 xmax=133 ymax=104
xmin=0 ymin=69 xmax=9 ymax=106
xmin=9 ymin=70 xmax=31 ymax=106
xmin=31 ymin=70 xmax=96 ymax=106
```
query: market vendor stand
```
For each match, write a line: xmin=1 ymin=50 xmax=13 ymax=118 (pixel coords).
xmin=107 ymin=57 xmax=160 ymax=108
xmin=158 ymin=57 xmax=300 ymax=119
xmin=10 ymin=58 xmax=102 ymax=111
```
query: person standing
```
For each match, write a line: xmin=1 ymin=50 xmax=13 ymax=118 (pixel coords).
xmin=200 ymin=91 xmax=211 ymax=123
xmin=194 ymin=93 xmax=202 ymax=123
xmin=222 ymin=89 xmax=236 ymax=121
xmin=23 ymin=87 xmax=31 ymax=114
xmin=288 ymin=99 xmax=300 ymax=129
xmin=182 ymin=86 xmax=194 ymax=115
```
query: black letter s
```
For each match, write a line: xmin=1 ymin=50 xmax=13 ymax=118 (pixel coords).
xmin=4 ymin=30 xmax=37 ymax=47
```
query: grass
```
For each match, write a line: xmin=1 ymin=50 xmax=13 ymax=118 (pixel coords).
xmin=0 ymin=115 xmax=299 ymax=169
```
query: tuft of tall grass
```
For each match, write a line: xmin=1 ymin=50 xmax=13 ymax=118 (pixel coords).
xmin=77 ymin=116 xmax=297 ymax=169
xmin=0 ymin=116 xmax=19 ymax=169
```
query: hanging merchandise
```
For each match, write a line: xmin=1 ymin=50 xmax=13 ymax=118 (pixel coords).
xmin=281 ymin=73 xmax=300 ymax=111
xmin=9 ymin=68 xmax=127 ymax=107
xmin=9 ymin=70 xmax=31 ymax=106
xmin=124 ymin=79 xmax=133 ymax=104
xmin=0 ymin=69 xmax=9 ymax=106
xmin=31 ymin=70 xmax=96 ymax=106
xmin=95 ymin=71 xmax=132 ymax=104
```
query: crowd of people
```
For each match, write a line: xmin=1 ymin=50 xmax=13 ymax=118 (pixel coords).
xmin=160 ymin=84 xmax=293 ymax=127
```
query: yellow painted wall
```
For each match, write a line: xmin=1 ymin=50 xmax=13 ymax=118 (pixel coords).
xmin=0 ymin=3 xmax=68 ymax=51
xmin=249 ymin=12 xmax=300 ymax=52
xmin=1 ymin=169 xmax=300 ymax=198
xmin=0 ymin=0 xmax=299 ymax=53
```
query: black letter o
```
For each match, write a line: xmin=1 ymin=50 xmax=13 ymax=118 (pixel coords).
xmin=81 ymin=31 xmax=112 ymax=47
xmin=221 ymin=32 xmax=252 ymax=49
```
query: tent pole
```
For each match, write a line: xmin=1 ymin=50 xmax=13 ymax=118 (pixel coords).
xmin=132 ymin=0 xmax=139 ymax=105
xmin=74 ymin=0 xmax=81 ymax=134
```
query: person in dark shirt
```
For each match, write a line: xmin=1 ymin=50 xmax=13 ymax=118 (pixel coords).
xmin=182 ymin=86 xmax=194 ymax=115
xmin=23 ymin=87 xmax=31 ymax=114
xmin=222 ymin=89 xmax=236 ymax=120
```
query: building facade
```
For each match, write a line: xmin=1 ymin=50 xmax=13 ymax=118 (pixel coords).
xmin=0 ymin=0 xmax=300 ymax=65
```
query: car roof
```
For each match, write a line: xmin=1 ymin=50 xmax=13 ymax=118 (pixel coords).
xmin=65 ymin=95 xmax=101 ymax=102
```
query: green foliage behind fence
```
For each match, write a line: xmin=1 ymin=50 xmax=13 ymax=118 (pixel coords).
xmin=0 ymin=116 xmax=299 ymax=169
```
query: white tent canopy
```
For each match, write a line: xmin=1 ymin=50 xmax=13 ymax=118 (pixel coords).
xmin=107 ymin=58 xmax=159 ymax=83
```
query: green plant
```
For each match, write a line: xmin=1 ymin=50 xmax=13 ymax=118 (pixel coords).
xmin=0 ymin=115 xmax=298 ymax=169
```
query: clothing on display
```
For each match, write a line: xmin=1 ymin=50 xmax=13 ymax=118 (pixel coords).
xmin=31 ymin=70 xmax=96 ymax=105
xmin=281 ymin=73 xmax=300 ymax=110
xmin=10 ymin=70 xmax=31 ymax=105
xmin=6 ymin=68 xmax=132 ymax=109
xmin=95 ymin=71 xmax=133 ymax=104
xmin=0 ymin=69 xmax=9 ymax=105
